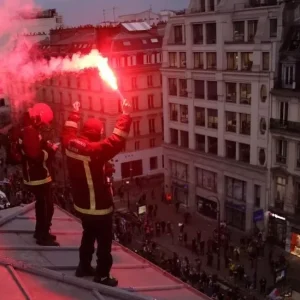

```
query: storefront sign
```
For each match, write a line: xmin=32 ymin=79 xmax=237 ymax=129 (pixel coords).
xmin=253 ymin=209 xmax=264 ymax=222
xmin=269 ymin=212 xmax=286 ymax=221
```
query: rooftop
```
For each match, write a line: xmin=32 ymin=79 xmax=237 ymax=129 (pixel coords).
xmin=0 ymin=203 xmax=208 ymax=300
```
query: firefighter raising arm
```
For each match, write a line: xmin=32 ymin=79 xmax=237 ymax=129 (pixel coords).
xmin=88 ymin=99 xmax=132 ymax=161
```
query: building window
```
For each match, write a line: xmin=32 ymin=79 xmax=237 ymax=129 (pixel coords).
xmin=226 ymin=83 xmax=236 ymax=103
xmin=196 ymin=168 xmax=217 ymax=192
xmin=295 ymin=183 xmax=300 ymax=208
xmin=297 ymin=143 xmax=300 ymax=168
xmin=178 ymin=80 xmax=187 ymax=97
xmin=88 ymin=96 xmax=93 ymax=110
xmin=207 ymin=52 xmax=216 ymax=69
xmin=226 ymin=176 xmax=246 ymax=202
xmin=270 ymin=18 xmax=277 ymax=37
xmin=248 ymin=20 xmax=258 ymax=41
xmin=169 ymin=52 xmax=177 ymax=67
xmin=131 ymin=77 xmax=137 ymax=89
xmin=132 ymin=96 xmax=139 ymax=111
xmin=168 ymin=78 xmax=177 ymax=96
xmin=170 ymin=103 xmax=178 ymax=121
xmin=59 ymin=92 xmax=63 ymax=104
xmin=240 ymin=113 xmax=251 ymax=135
xmin=241 ymin=52 xmax=253 ymax=71
xmin=262 ymin=52 xmax=270 ymax=71
xmin=149 ymin=119 xmax=155 ymax=133
xmin=195 ymin=107 xmax=205 ymax=126
xmin=226 ymin=140 xmax=236 ymax=159
xmin=206 ymin=23 xmax=216 ymax=44
xmin=254 ymin=185 xmax=261 ymax=208
xmin=239 ymin=143 xmax=250 ymax=163
xmin=208 ymin=137 xmax=218 ymax=155
xmin=194 ymin=80 xmax=205 ymax=99
xmin=282 ymin=64 xmax=295 ymax=89
xmin=207 ymin=81 xmax=217 ymax=100
xmin=147 ymin=75 xmax=153 ymax=87
xmin=240 ymin=83 xmax=251 ymax=105
xmin=195 ymin=134 xmax=205 ymax=152
xmin=208 ymin=109 xmax=218 ymax=129
xmin=134 ymin=141 xmax=140 ymax=150
xmin=226 ymin=111 xmax=237 ymax=133
xmin=193 ymin=24 xmax=203 ymax=44
xmin=148 ymin=95 xmax=154 ymax=109
xmin=68 ymin=93 xmax=72 ymax=105
xmin=121 ymin=160 xmax=143 ymax=178
xmin=150 ymin=157 xmax=158 ymax=170
xmin=179 ymin=52 xmax=186 ymax=68
xmin=133 ymin=121 xmax=140 ymax=136
xmin=180 ymin=131 xmax=189 ymax=148
xmin=279 ymin=102 xmax=289 ymax=124
xmin=170 ymin=128 xmax=178 ymax=145
xmin=227 ymin=52 xmax=238 ymax=70
xmin=174 ymin=25 xmax=183 ymax=44
xmin=276 ymin=139 xmax=287 ymax=164
xmin=233 ymin=21 xmax=245 ymax=41
xmin=150 ymin=138 xmax=156 ymax=148
xmin=180 ymin=105 xmax=188 ymax=123
xmin=194 ymin=52 xmax=204 ymax=69
xmin=275 ymin=177 xmax=286 ymax=205
xmin=170 ymin=160 xmax=188 ymax=181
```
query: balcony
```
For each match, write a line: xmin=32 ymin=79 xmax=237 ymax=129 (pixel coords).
xmin=249 ymin=0 xmax=278 ymax=7
xmin=270 ymin=118 xmax=300 ymax=135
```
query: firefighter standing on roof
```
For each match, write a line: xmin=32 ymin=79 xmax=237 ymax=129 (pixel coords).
xmin=19 ymin=103 xmax=59 ymax=246
xmin=61 ymin=98 xmax=132 ymax=287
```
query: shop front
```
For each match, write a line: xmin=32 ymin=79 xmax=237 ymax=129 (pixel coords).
xmin=225 ymin=201 xmax=246 ymax=231
xmin=196 ymin=196 xmax=217 ymax=220
xmin=267 ymin=212 xmax=287 ymax=248
xmin=290 ymin=227 xmax=300 ymax=258
xmin=172 ymin=181 xmax=188 ymax=205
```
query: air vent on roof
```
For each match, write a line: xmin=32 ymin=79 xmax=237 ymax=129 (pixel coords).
xmin=151 ymin=38 xmax=158 ymax=43
xmin=123 ymin=41 xmax=131 ymax=46
xmin=122 ymin=22 xmax=151 ymax=32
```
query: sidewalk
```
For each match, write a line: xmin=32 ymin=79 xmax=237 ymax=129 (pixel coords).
xmin=114 ymin=183 xmax=300 ymax=297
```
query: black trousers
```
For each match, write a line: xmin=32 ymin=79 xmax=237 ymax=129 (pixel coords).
xmin=27 ymin=182 xmax=54 ymax=239
xmin=79 ymin=213 xmax=113 ymax=278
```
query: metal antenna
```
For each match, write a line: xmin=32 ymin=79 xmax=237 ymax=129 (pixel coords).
xmin=113 ymin=6 xmax=116 ymax=22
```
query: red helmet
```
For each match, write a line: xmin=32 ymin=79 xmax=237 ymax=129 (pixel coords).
xmin=30 ymin=103 xmax=53 ymax=125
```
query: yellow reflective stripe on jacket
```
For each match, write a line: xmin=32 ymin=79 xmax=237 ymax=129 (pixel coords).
xmin=113 ymin=128 xmax=128 ymax=138
xmin=65 ymin=149 xmax=91 ymax=162
xmin=65 ymin=121 xmax=78 ymax=128
xmin=65 ymin=149 xmax=96 ymax=212
xmin=74 ymin=204 xmax=113 ymax=216
xmin=24 ymin=176 xmax=52 ymax=186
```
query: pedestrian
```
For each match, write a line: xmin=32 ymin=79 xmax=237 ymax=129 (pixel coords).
xmin=200 ymin=240 xmax=205 ymax=255
xmin=62 ymin=99 xmax=132 ymax=287
xmin=183 ymin=232 xmax=188 ymax=247
xmin=19 ymin=103 xmax=59 ymax=246
xmin=161 ymin=220 xmax=166 ymax=234
xmin=153 ymin=204 xmax=158 ymax=217
xmin=259 ymin=277 xmax=266 ymax=294
xmin=197 ymin=230 xmax=202 ymax=243
xmin=175 ymin=201 xmax=180 ymax=213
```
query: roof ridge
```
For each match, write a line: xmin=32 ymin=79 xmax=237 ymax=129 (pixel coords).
xmin=0 ymin=256 xmax=154 ymax=300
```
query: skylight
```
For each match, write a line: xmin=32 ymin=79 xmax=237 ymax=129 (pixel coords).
xmin=142 ymin=39 xmax=147 ymax=44
xmin=151 ymin=38 xmax=159 ymax=43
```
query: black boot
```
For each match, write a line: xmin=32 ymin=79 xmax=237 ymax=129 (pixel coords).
xmin=34 ymin=232 xmax=57 ymax=241
xmin=94 ymin=275 xmax=118 ymax=287
xmin=75 ymin=265 xmax=96 ymax=278
xmin=36 ymin=236 xmax=60 ymax=246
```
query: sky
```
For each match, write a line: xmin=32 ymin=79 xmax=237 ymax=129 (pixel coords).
xmin=35 ymin=0 xmax=190 ymax=26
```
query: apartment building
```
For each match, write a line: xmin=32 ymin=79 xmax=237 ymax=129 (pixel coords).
xmin=268 ymin=16 xmax=300 ymax=258
xmin=8 ymin=22 xmax=165 ymax=184
xmin=162 ymin=0 xmax=283 ymax=232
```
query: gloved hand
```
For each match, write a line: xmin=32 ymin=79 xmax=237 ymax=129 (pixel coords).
xmin=46 ymin=141 xmax=60 ymax=152
xmin=122 ymin=99 xmax=132 ymax=115
xmin=73 ymin=101 xmax=81 ymax=112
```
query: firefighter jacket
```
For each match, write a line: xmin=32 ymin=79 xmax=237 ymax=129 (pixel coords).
xmin=61 ymin=113 xmax=132 ymax=216
xmin=18 ymin=113 xmax=55 ymax=186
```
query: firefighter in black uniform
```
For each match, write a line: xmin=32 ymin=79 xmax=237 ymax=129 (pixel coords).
xmin=61 ymin=99 xmax=132 ymax=287
xmin=19 ymin=103 xmax=59 ymax=246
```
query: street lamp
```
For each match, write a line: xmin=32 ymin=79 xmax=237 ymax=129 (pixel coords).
xmin=208 ymin=195 xmax=221 ymax=271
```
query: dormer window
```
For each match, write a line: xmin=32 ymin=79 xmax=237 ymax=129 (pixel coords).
xmin=123 ymin=41 xmax=131 ymax=46
xmin=282 ymin=63 xmax=296 ymax=89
